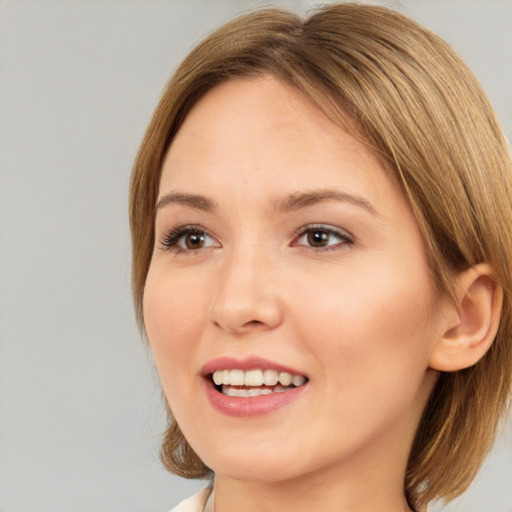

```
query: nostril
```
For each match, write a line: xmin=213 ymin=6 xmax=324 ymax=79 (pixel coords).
xmin=209 ymin=293 xmax=283 ymax=333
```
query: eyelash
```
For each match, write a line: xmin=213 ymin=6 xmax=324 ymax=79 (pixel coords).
xmin=158 ymin=224 xmax=354 ymax=254
xmin=293 ymin=224 xmax=354 ymax=251
xmin=159 ymin=225 xmax=217 ymax=254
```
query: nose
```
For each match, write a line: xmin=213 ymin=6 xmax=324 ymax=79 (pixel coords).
xmin=209 ymin=246 xmax=284 ymax=335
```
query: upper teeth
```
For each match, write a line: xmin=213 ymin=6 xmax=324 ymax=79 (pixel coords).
xmin=212 ymin=369 xmax=306 ymax=387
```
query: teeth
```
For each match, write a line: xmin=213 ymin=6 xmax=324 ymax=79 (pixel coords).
xmin=212 ymin=368 xmax=307 ymax=388
xmin=292 ymin=375 xmax=306 ymax=386
xmin=213 ymin=371 xmax=223 ymax=385
xmin=245 ymin=369 xmax=264 ymax=386
xmin=221 ymin=384 xmax=293 ymax=396
xmin=263 ymin=369 xmax=279 ymax=386
xmin=223 ymin=386 xmax=274 ymax=397
xmin=229 ymin=369 xmax=245 ymax=386
xmin=278 ymin=372 xmax=293 ymax=386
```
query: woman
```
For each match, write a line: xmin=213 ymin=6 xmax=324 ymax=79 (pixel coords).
xmin=129 ymin=4 xmax=512 ymax=511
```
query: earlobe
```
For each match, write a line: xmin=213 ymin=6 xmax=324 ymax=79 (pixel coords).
xmin=429 ymin=264 xmax=503 ymax=372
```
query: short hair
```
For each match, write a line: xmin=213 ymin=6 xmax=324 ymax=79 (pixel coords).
xmin=129 ymin=4 xmax=512 ymax=510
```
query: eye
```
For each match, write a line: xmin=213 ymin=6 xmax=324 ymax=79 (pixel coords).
xmin=160 ymin=225 xmax=219 ymax=253
xmin=293 ymin=224 xmax=353 ymax=250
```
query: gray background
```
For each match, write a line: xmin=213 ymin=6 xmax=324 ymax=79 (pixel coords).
xmin=0 ymin=1 xmax=510 ymax=511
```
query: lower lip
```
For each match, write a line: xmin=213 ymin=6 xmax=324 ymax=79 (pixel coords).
xmin=203 ymin=379 xmax=307 ymax=417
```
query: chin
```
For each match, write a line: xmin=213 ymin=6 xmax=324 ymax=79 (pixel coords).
xmin=211 ymin=459 xmax=305 ymax=484
xmin=193 ymin=439 xmax=309 ymax=484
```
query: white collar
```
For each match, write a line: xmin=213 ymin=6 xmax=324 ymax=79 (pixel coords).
xmin=203 ymin=488 xmax=214 ymax=512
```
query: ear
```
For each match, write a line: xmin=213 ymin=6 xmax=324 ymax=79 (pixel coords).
xmin=429 ymin=264 xmax=503 ymax=372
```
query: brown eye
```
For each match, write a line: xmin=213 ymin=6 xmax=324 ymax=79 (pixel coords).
xmin=294 ymin=225 xmax=353 ymax=250
xmin=184 ymin=232 xmax=206 ymax=249
xmin=307 ymin=230 xmax=330 ymax=247
xmin=161 ymin=226 xmax=219 ymax=252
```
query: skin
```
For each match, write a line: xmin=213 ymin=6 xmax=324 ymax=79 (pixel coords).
xmin=143 ymin=76 xmax=448 ymax=512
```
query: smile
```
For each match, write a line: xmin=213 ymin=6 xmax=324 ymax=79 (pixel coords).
xmin=202 ymin=358 xmax=309 ymax=416
xmin=212 ymin=368 xmax=307 ymax=397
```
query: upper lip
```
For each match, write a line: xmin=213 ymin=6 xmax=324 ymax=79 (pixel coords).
xmin=200 ymin=356 xmax=307 ymax=378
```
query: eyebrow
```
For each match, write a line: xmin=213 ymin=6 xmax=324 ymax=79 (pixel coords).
xmin=156 ymin=192 xmax=216 ymax=212
xmin=156 ymin=188 xmax=378 ymax=216
xmin=274 ymin=189 xmax=378 ymax=215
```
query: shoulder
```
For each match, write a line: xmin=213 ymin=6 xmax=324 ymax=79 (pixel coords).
xmin=168 ymin=488 xmax=212 ymax=512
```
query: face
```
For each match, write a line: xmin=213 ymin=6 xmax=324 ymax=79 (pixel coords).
xmin=144 ymin=76 xmax=441 ymax=486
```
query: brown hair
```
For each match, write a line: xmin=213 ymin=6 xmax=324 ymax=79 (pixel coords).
xmin=129 ymin=4 xmax=512 ymax=510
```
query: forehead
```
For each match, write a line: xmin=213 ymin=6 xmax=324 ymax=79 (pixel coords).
xmin=160 ymin=76 xmax=404 ymax=221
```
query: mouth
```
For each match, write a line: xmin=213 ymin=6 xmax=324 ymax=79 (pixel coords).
xmin=208 ymin=368 xmax=309 ymax=397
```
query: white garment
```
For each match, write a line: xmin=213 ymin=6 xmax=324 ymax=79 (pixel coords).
xmin=169 ymin=488 xmax=214 ymax=512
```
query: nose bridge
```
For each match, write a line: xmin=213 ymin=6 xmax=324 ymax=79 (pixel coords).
xmin=210 ymin=238 xmax=282 ymax=333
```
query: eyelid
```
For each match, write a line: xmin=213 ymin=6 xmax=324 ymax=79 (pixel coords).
xmin=293 ymin=223 xmax=355 ymax=249
xmin=157 ymin=222 xmax=353 ymax=253
xmin=158 ymin=224 xmax=220 ymax=252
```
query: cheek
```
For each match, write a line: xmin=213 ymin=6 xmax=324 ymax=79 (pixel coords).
xmin=292 ymin=258 xmax=435 ymax=390
xmin=143 ymin=267 xmax=209 ymax=396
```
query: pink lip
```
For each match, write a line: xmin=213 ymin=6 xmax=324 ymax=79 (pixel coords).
xmin=202 ymin=379 xmax=307 ymax=417
xmin=200 ymin=356 xmax=306 ymax=377
xmin=200 ymin=356 xmax=308 ymax=418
